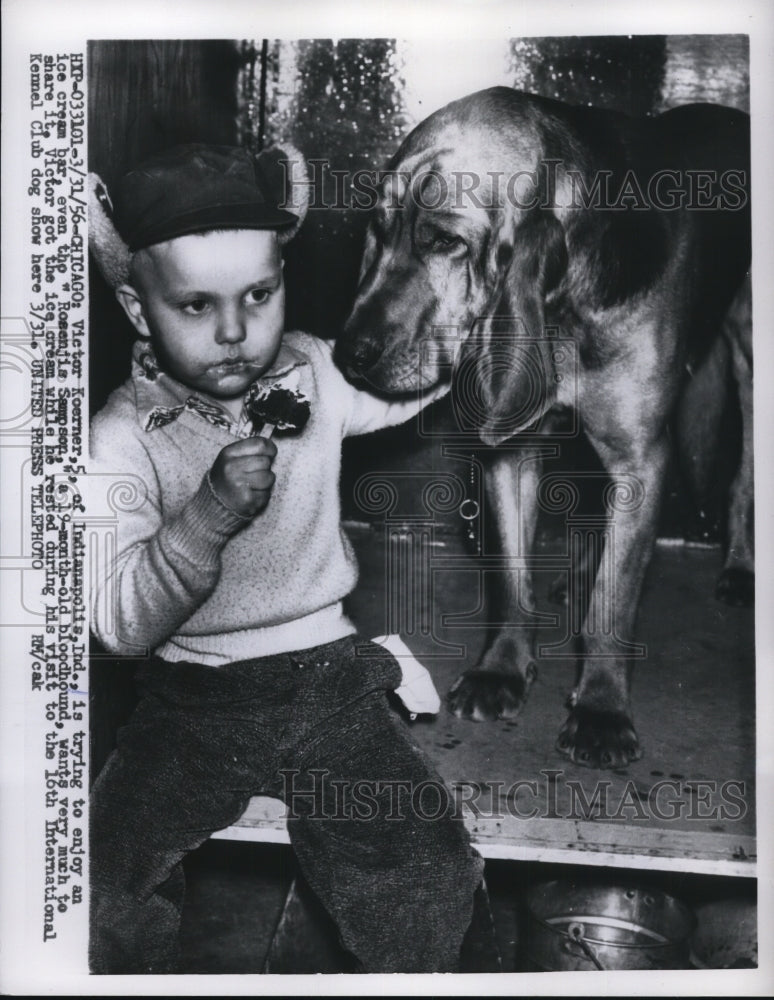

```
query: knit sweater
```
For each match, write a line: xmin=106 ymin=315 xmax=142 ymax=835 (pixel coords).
xmin=90 ymin=332 xmax=444 ymax=664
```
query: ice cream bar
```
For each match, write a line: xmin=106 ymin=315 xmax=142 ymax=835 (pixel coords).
xmin=246 ymin=382 xmax=311 ymax=438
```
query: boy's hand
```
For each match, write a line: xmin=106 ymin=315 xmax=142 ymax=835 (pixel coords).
xmin=209 ymin=437 xmax=277 ymax=518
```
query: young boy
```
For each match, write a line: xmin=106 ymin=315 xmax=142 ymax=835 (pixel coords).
xmin=88 ymin=144 xmax=484 ymax=974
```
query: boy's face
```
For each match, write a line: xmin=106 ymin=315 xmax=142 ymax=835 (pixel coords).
xmin=117 ymin=229 xmax=285 ymax=405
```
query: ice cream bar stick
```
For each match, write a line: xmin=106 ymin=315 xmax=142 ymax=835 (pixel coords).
xmin=259 ymin=423 xmax=276 ymax=439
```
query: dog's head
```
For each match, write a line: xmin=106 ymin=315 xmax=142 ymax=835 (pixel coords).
xmin=337 ymin=88 xmax=570 ymax=445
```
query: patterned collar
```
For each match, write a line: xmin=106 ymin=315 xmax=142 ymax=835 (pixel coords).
xmin=132 ymin=340 xmax=309 ymax=437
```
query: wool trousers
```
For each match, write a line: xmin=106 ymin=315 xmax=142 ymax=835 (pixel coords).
xmin=89 ymin=635 xmax=484 ymax=973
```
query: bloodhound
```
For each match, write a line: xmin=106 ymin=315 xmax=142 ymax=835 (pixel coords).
xmin=336 ymin=88 xmax=752 ymax=769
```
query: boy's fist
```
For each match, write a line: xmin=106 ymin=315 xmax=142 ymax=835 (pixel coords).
xmin=209 ymin=436 xmax=277 ymax=518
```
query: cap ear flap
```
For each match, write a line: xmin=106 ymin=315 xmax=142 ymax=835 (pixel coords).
xmin=88 ymin=172 xmax=131 ymax=288
xmin=254 ymin=144 xmax=310 ymax=244
xmin=453 ymin=211 xmax=568 ymax=446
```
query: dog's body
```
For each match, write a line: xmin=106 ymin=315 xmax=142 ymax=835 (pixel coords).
xmin=337 ymin=88 xmax=752 ymax=768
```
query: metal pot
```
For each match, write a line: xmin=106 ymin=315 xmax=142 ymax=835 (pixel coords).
xmin=525 ymin=880 xmax=696 ymax=971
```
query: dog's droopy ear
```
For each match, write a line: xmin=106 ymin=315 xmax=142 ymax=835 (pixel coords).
xmin=255 ymin=144 xmax=310 ymax=245
xmin=453 ymin=212 xmax=568 ymax=446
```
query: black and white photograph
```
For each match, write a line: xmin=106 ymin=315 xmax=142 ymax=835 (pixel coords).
xmin=1 ymin=0 xmax=772 ymax=993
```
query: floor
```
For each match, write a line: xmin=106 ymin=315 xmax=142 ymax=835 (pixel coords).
xmin=175 ymin=523 xmax=756 ymax=974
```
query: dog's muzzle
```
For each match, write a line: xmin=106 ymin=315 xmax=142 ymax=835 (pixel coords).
xmin=335 ymin=336 xmax=384 ymax=382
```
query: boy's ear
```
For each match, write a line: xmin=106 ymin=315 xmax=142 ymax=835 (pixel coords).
xmin=115 ymin=285 xmax=151 ymax=339
xmin=254 ymin=144 xmax=310 ymax=245
xmin=88 ymin=172 xmax=132 ymax=288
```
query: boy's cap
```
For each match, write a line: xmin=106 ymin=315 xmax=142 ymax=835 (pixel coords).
xmin=113 ymin=143 xmax=298 ymax=252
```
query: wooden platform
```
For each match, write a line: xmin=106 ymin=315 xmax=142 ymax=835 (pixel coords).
xmin=214 ymin=527 xmax=756 ymax=878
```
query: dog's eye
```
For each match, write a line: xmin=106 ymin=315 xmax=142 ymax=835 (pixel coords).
xmin=432 ymin=233 xmax=464 ymax=252
xmin=416 ymin=225 xmax=466 ymax=255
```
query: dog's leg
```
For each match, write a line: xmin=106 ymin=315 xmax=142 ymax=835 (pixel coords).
xmin=556 ymin=429 xmax=671 ymax=769
xmin=446 ymin=448 xmax=543 ymax=721
xmin=716 ymin=274 xmax=754 ymax=607
xmin=547 ymin=531 xmax=599 ymax=608
xmin=675 ymin=332 xmax=731 ymax=524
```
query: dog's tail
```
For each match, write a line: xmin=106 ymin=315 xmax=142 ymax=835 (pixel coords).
xmin=674 ymin=333 xmax=736 ymax=541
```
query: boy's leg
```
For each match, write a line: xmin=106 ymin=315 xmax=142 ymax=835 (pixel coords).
xmin=89 ymin=657 xmax=290 ymax=974
xmin=281 ymin=639 xmax=485 ymax=973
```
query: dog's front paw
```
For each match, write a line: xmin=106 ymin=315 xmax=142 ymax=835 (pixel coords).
xmin=446 ymin=668 xmax=536 ymax=721
xmin=715 ymin=567 xmax=754 ymax=607
xmin=556 ymin=706 xmax=641 ymax=769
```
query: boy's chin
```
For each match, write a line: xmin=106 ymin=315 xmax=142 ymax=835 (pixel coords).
xmin=197 ymin=379 xmax=252 ymax=418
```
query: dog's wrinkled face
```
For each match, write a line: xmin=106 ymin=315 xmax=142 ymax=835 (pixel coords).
xmin=338 ymin=94 xmax=568 ymax=443
xmin=338 ymin=157 xmax=512 ymax=394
